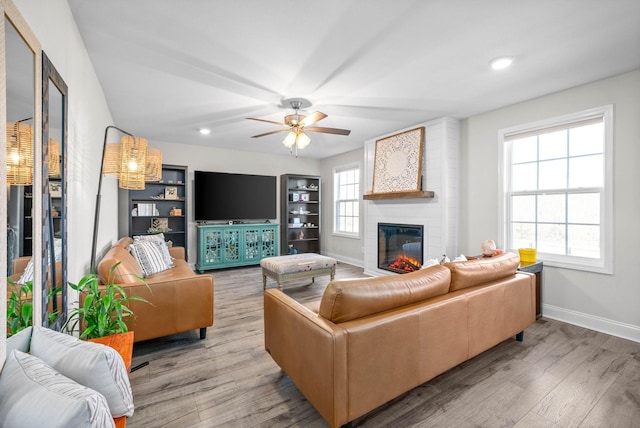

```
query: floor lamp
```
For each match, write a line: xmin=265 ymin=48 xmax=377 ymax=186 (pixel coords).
xmin=90 ymin=125 xmax=158 ymax=272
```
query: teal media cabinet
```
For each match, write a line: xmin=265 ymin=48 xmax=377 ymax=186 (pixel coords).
xmin=196 ymin=223 xmax=279 ymax=272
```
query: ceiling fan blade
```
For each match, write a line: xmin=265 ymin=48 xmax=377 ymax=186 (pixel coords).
xmin=305 ymin=126 xmax=351 ymax=136
xmin=246 ymin=117 xmax=285 ymax=126
xmin=300 ymin=111 xmax=327 ymax=127
xmin=251 ymin=129 xmax=289 ymax=138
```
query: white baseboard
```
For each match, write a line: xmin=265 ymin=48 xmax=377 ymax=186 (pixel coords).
xmin=321 ymin=252 xmax=364 ymax=269
xmin=543 ymin=304 xmax=640 ymax=343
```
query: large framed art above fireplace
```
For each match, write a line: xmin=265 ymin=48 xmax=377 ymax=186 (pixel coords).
xmin=378 ymin=223 xmax=424 ymax=274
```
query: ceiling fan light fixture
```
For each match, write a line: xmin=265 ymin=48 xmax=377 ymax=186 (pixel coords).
xmin=296 ymin=132 xmax=311 ymax=150
xmin=283 ymin=131 xmax=297 ymax=148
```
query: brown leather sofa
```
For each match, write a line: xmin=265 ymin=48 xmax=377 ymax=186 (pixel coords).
xmin=264 ymin=253 xmax=535 ymax=428
xmin=97 ymin=237 xmax=214 ymax=342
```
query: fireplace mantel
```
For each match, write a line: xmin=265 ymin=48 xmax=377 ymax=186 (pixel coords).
xmin=363 ymin=190 xmax=435 ymax=200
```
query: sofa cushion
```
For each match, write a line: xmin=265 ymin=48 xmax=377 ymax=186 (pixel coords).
xmin=319 ymin=264 xmax=451 ymax=323
xmin=0 ymin=350 xmax=115 ymax=428
xmin=30 ymin=326 xmax=134 ymax=418
xmin=444 ymin=252 xmax=520 ymax=292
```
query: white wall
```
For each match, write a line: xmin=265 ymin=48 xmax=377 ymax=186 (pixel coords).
xmin=136 ymin=139 xmax=321 ymax=263
xmin=319 ymin=148 xmax=364 ymax=266
xmin=461 ymin=70 xmax=640 ymax=341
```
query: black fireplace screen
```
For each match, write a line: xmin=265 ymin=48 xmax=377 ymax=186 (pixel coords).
xmin=378 ymin=223 xmax=424 ymax=273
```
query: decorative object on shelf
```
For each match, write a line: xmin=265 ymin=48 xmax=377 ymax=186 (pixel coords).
xmin=298 ymin=230 xmax=305 ymax=240
xmin=91 ymin=125 xmax=164 ymax=271
xmin=481 ymin=239 xmax=497 ymax=256
xmin=164 ymin=186 xmax=178 ymax=200
xmin=371 ymin=127 xmax=424 ymax=194
xmin=136 ymin=203 xmax=158 ymax=216
xmin=48 ymin=181 xmax=62 ymax=198
xmin=300 ymin=193 xmax=310 ymax=202
xmin=169 ymin=207 xmax=182 ymax=216
xmin=307 ymin=183 xmax=318 ymax=190
xmin=287 ymin=244 xmax=297 ymax=255
xmin=148 ymin=217 xmax=171 ymax=233
xmin=292 ymin=193 xmax=300 ymax=202
xmin=519 ymin=247 xmax=537 ymax=266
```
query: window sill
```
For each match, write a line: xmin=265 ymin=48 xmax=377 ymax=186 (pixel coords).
xmin=537 ymin=256 xmax=613 ymax=275
xmin=332 ymin=232 xmax=360 ymax=240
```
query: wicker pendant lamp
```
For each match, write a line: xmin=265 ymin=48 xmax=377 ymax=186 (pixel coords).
xmin=144 ymin=147 xmax=162 ymax=182
xmin=118 ymin=135 xmax=148 ymax=190
xmin=6 ymin=121 xmax=33 ymax=186
xmin=102 ymin=143 xmax=122 ymax=176
xmin=48 ymin=138 xmax=61 ymax=177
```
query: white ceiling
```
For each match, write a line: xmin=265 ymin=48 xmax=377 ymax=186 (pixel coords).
xmin=67 ymin=0 xmax=640 ymax=159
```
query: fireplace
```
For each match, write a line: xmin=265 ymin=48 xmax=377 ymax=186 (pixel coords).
xmin=378 ymin=223 xmax=424 ymax=273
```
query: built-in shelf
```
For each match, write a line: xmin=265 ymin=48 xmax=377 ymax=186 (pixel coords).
xmin=363 ymin=190 xmax=435 ymax=200
xmin=281 ymin=174 xmax=321 ymax=255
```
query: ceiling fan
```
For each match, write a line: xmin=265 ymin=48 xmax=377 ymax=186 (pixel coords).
xmin=247 ymin=98 xmax=351 ymax=155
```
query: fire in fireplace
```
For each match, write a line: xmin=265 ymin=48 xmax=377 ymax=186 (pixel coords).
xmin=378 ymin=223 xmax=424 ymax=274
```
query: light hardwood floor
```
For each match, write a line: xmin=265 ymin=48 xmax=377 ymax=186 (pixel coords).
xmin=127 ymin=263 xmax=640 ymax=427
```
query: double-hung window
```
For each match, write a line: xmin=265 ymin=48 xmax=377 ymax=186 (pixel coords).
xmin=333 ymin=165 xmax=360 ymax=237
xmin=499 ymin=105 xmax=613 ymax=273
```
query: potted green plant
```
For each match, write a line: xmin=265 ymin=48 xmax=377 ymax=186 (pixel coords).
xmin=6 ymin=279 xmax=33 ymax=337
xmin=6 ymin=279 xmax=61 ymax=337
xmin=64 ymin=262 xmax=148 ymax=339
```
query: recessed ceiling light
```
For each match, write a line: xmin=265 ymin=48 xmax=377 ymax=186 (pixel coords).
xmin=490 ymin=56 xmax=513 ymax=70
xmin=199 ymin=128 xmax=211 ymax=135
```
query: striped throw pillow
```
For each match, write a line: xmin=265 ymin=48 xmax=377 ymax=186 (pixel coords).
xmin=128 ymin=240 xmax=173 ymax=277
xmin=0 ymin=350 xmax=115 ymax=427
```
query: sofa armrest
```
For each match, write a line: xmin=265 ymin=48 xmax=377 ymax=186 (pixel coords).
xmin=169 ymin=246 xmax=185 ymax=261
xmin=264 ymin=289 xmax=348 ymax=427
xmin=118 ymin=273 xmax=214 ymax=342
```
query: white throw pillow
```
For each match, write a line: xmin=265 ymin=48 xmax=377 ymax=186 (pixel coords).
xmin=0 ymin=350 xmax=115 ymax=428
xmin=17 ymin=258 xmax=35 ymax=284
xmin=29 ymin=326 xmax=134 ymax=418
xmin=6 ymin=325 xmax=32 ymax=357
xmin=128 ymin=240 xmax=173 ymax=277
xmin=133 ymin=232 xmax=165 ymax=242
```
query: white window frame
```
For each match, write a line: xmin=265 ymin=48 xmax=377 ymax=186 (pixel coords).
xmin=333 ymin=163 xmax=360 ymax=238
xmin=498 ymin=105 xmax=613 ymax=274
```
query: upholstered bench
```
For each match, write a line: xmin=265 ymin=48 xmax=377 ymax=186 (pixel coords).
xmin=260 ymin=254 xmax=337 ymax=290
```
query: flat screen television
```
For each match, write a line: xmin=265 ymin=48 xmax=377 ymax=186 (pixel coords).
xmin=194 ymin=171 xmax=277 ymax=222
